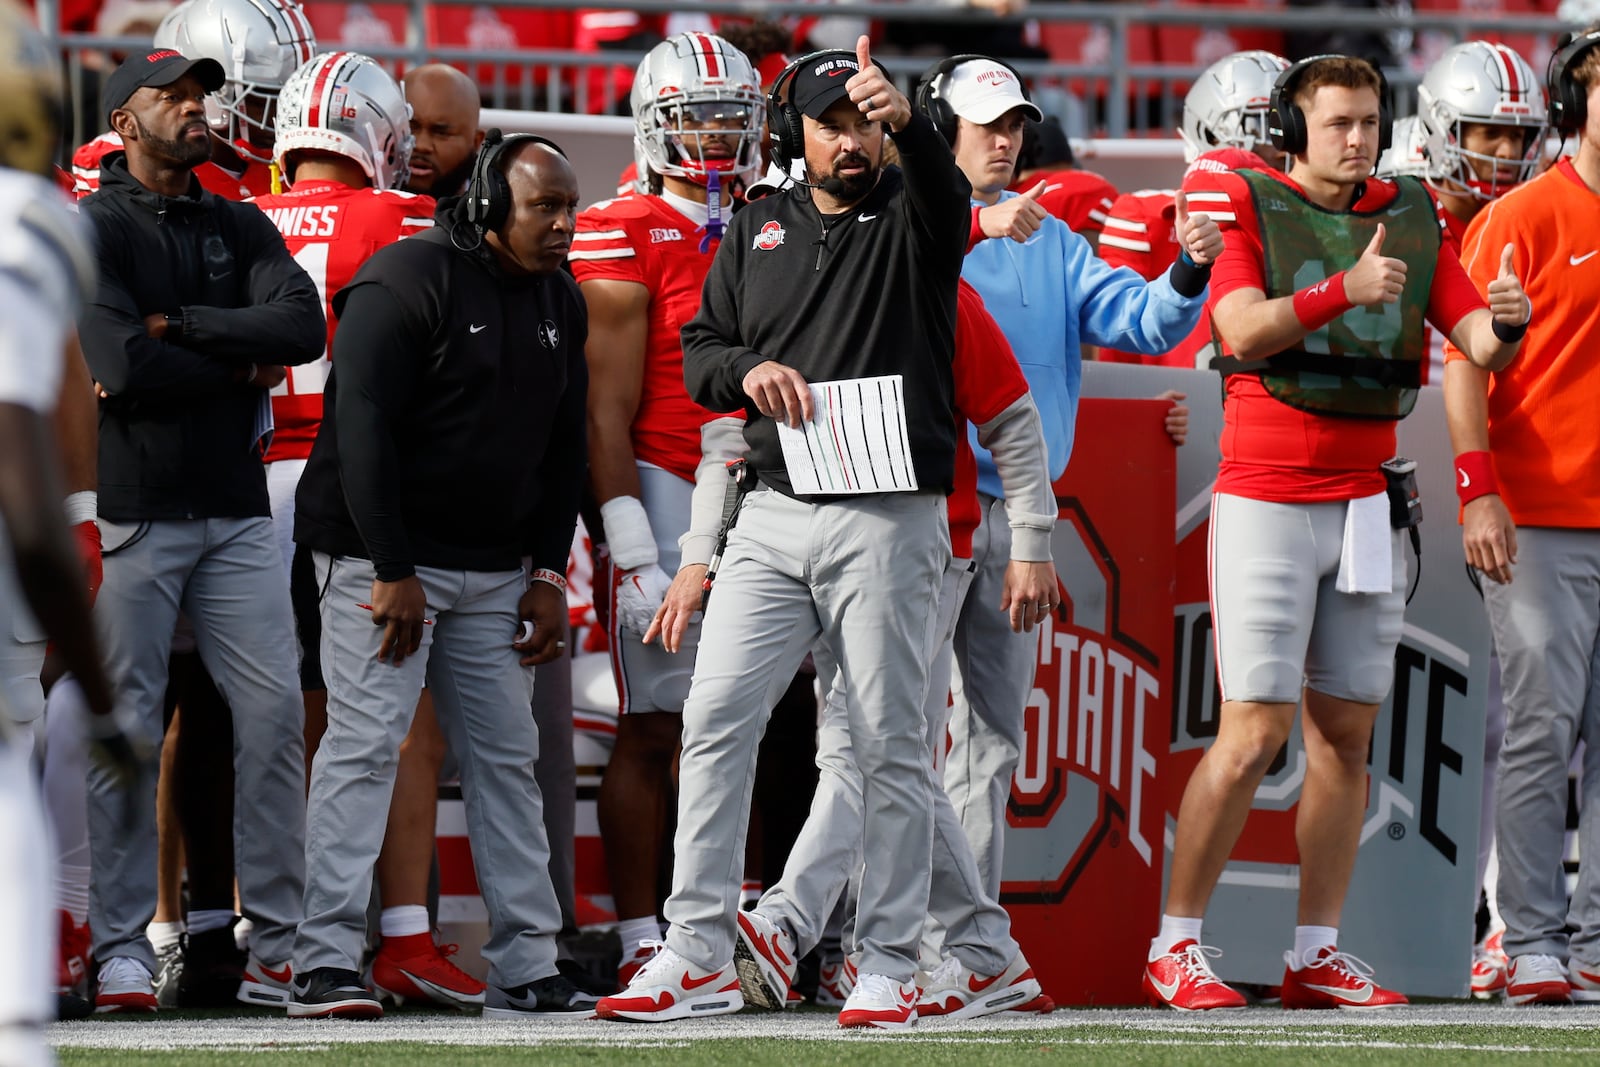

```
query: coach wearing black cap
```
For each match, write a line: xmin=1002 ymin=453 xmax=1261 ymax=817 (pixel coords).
xmin=76 ymin=48 xmax=324 ymax=1013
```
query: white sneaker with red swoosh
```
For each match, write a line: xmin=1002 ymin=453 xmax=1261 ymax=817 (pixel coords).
xmin=1143 ymin=940 xmax=1247 ymax=1011
xmin=917 ymin=953 xmax=1042 ymax=1021
xmin=838 ymin=972 xmax=919 ymax=1030
xmin=595 ymin=943 xmax=742 ymax=1022
xmin=734 ymin=909 xmax=797 ymax=1011
xmin=1281 ymin=947 xmax=1408 ymax=1009
xmin=236 ymin=955 xmax=294 ymax=1007
xmin=1568 ymin=958 xmax=1600 ymax=1003
xmin=1505 ymin=954 xmax=1571 ymax=1006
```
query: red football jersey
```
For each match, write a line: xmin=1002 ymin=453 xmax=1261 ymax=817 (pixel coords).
xmin=72 ymin=131 xmax=273 ymax=201
xmin=950 ymin=279 xmax=1030 ymax=559
xmin=1207 ymin=169 xmax=1482 ymax=503
xmin=569 ymin=192 xmax=732 ymax=482
xmin=248 ymin=180 xmax=436 ymax=462
xmin=1008 ymin=166 xmax=1117 ymax=235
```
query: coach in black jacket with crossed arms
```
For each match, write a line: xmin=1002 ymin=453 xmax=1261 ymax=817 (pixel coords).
xmin=597 ymin=36 xmax=971 ymax=1030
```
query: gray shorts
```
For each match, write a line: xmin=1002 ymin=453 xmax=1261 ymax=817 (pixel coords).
xmin=1209 ymin=493 xmax=1405 ymax=705
xmin=609 ymin=464 xmax=698 ymax=714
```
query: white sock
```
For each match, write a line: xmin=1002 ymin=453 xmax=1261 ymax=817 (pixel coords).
xmin=1151 ymin=915 xmax=1204 ymax=961
xmin=147 ymin=920 xmax=184 ymax=953
xmin=380 ymin=905 xmax=431 ymax=939
xmin=618 ymin=916 xmax=660 ymax=956
xmin=187 ymin=909 xmax=235 ymax=935
xmin=55 ymin=866 xmax=91 ymax=927
xmin=1292 ymin=925 xmax=1338 ymax=967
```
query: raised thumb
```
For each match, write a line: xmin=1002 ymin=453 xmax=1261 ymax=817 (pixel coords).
xmin=1500 ymin=243 xmax=1516 ymax=279
xmin=1366 ymin=222 xmax=1386 ymax=256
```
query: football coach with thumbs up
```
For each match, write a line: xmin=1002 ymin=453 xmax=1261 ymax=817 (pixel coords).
xmin=913 ymin=54 xmax=1221 ymax=915
xmin=596 ymin=35 xmax=972 ymax=1030
xmin=1143 ymin=54 xmax=1527 ymax=1013
xmin=1441 ymin=26 xmax=1599 ymax=1007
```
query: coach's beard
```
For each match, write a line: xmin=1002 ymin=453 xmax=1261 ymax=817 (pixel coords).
xmin=809 ymin=151 xmax=878 ymax=202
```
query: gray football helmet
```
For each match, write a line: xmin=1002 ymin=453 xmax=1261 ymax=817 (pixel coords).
xmin=274 ymin=51 xmax=411 ymax=190
xmin=631 ymin=31 xmax=763 ymax=186
xmin=1417 ymin=41 xmax=1546 ymax=200
xmin=1179 ymin=50 xmax=1291 ymax=163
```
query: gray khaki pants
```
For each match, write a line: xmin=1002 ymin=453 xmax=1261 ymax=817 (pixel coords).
xmin=295 ymin=554 xmax=562 ymax=987
xmin=88 ymin=517 xmax=306 ymax=971
xmin=664 ymin=488 xmax=948 ymax=982
xmin=1486 ymin=527 xmax=1600 ymax=963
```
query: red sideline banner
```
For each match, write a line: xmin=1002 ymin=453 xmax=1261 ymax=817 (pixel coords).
xmin=1003 ymin=397 xmax=1176 ymax=1006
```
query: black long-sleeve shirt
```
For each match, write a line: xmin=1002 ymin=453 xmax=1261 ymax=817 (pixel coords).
xmin=680 ymin=113 xmax=971 ymax=498
xmin=78 ymin=153 xmax=324 ymax=520
xmin=294 ymin=221 xmax=589 ymax=581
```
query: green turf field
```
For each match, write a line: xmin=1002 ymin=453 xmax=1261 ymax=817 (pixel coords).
xmin=47 ymin=1005 xmax=1600 ymax=1066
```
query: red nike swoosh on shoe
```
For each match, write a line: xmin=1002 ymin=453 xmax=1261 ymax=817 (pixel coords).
xmin=681 ymin=970 xmax=725 ymax=990
xmin=899 ymin=989 xmax=916 ymax=1006
xmin=255 ymin=963 xmax=293 ymax=984
xmin=968 ymin=971 xmax=1002 ymax=993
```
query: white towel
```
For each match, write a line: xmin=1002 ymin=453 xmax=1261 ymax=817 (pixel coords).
xmin=1336 ymin=491 xmax=1393 ymax=594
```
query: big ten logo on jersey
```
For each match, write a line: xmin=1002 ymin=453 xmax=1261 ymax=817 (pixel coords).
xmin=262 ymin=204 xmax=345 ymax=240
xmin=648 ymin=227 xmax=683 ymax=243
xmin=1167 ymin=600 xmax=1474 ymax=877
xmin=1005 ymin=506 xmax=1162 ymax=905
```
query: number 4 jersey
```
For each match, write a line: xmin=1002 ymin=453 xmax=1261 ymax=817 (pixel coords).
xmin=249 ymin=179 xmax=435 ymax=463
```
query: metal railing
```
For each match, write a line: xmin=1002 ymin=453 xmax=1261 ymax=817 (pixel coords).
xmin=44 ymin=0 xmax=1574 ymax=148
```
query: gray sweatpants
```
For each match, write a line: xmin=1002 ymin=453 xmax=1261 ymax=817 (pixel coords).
xmin=663 ymin=487 xmax=948 ymax=983
xmin=944 ymin=494 xmax=1036 ymax=898
xmin=1485 ymin=527 xmax=1600 ymax=963
xmin=758 ymin=555 xmax=1018 ymax=976
xmin=296 ymin=554 xmax=563 ymax=987
xmin=88 ymin=517 xmax=306 ymax=971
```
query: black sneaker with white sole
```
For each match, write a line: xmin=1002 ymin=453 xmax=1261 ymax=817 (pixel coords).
xmin=287 ymin=967 xmax=383 ymax=1019
xmin=482 ymin=974 xmax=599 ymax=1020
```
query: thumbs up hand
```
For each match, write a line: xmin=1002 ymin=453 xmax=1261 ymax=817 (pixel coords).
xmin=846 ymin=35 xmax=910 ymax=131
xmin=1342 ymin=223 xmax=1408 ymax=307
xmin=1486 ymin=243 xmax=1531 ymax=328
xmin=977 ymin=180 xmax=1049 ymax=243
xmin=1174 ymin=190 xmax=1223 ymax=266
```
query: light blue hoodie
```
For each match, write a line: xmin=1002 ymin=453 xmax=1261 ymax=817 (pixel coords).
xmin=964 ymin=190 xmax=1205 ymax=499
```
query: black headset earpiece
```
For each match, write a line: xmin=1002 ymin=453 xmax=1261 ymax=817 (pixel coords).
xmin=465 ymin=127 xmax=568 ymax=233
xmin=914 ymin=53 xmax=1031 ymax=146
xmin=766 ymin=49 xmax=848 ymax=171
xmin=1268 ymin=54 xmax=1392 ymax=155
xmin=1548 ymin=29 xmax=1600 ymax=135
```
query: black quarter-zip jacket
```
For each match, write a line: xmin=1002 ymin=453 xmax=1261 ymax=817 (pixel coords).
xmin=294 ymin=209 xmax=589 ymax=581
xmin=78 ymin=152 xmax=325 ymax=520
xmin=680 ymin=114 xmax=971 ymax=499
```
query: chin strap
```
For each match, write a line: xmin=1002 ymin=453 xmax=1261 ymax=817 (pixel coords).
xmin=270 ymin=161 xmax=283 ymax=195
xmin=699 ymin=167 xmax=723 ymax=253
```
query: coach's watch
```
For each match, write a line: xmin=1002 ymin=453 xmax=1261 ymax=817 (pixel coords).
xmin=164 ymin=313 xmax=184 ymax=342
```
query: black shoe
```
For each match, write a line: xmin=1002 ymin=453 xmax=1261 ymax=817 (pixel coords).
xmin=287 ymin=967 xmax=383 ymax=1019
xmin=153 ymin=940 xmax=184 ymax=1009
xmin=482 ymin=974 xmax=599 ymax=1020
xmin=175 ymin=926 xmax=247 ymax=1008
xmin=56 ymin=991 xmax=93 ymax=1020
xmin=555 ymin=958 xmax=614 ymax=998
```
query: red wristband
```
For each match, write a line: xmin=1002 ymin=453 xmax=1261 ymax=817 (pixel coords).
xmin=1292 ymin=272 xmax=1355 ymax=330
xmin=1454 ymin=450 xmax=1499 ymax=506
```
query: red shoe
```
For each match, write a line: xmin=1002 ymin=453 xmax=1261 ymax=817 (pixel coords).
xmin=370 ymin=933 xmax=486 ymax=1010
xmin=1143 ymin=940 xmax=1247 ymax=1012
xmin=733 ymin=909 xmax=797 ymax=1011
xmin=1010 ymin=992 xmax=1055 ymax=1013
xmin=1281 ymin=947 xmax=1408 ymax=1010
xmin=596 ymin=945 xmax=742 ymax=1022
xmin=57 ymin=911 xmax=90 ymax=996
xmin=1471 ymin=930 xmax=1508 ymax=1000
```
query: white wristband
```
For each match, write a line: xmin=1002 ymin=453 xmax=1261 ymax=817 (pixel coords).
xmin=64 ymin=490 xmax=98 ymax=525
xmin=599 ymin=495 xmax=658 ymax=571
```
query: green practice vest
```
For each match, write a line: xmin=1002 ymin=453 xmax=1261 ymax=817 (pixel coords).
xmin=1237 ymin=169 xmax=1438 ymax=420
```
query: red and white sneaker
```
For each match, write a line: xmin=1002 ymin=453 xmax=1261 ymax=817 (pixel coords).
xmin=1505 ymin=954 xmax=1571 ymax=1006
xmin=236 ymin=955 xmax=295 ymax=1007
xmin=615 ymin=941 xmax=661 ymax=992
xmin=57 ymin=911 xmax=90 ymax=996
xmin=370 ymin=933 xmax=486 ymax=1010
xmin=838 ymin=972 xmax=918 ymax=1030
xmin=95 ymin=957 xmax=158 ymax=1014
xmin=1568 ymin=958 xmax=1600 ymax=1003
xmin=1011 ymin=993 xmax=1056 ymax=1013
xmin=1281 ymin=947 xmax=1408 ymax=1010
xmin=596 ymin=944 xmax=742 ymax=1022
xmin=1471 ymin=929 xmax=1508 ymax=1000
xmin=815 ymin=952 xmax=857 ymax=1008
xmin=1143 ymin=940 xmax=1247 ymax=1012
xmin=734 ymin=909 xmax=797 ymax=1011
xmin=917 ymin=953 xmax=1042 ymax=1021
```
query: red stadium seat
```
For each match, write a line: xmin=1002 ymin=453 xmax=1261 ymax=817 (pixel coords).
xmin=300 ymin=2 xmax=406 ymax=51
xmin=424 ymin=5 xmax=573 ymax=94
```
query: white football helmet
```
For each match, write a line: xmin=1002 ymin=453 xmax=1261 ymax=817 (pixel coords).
xmin=1179 ymin=50 xmax=1291 ymax=163
xmin=274 ymin=52 xmax=411 ymax=190
xmin=631 ymin=31 xmax=763 ymax=186
xmin=0 ymin=0 xmax=64 ymax=177
xmin=1417 ymin=41 xmax=1546 ymax=200
xmin=1376 ymin=115 xmax=1432 ymax=181
xmin=155 ymin=0 xmax=316 ymax=162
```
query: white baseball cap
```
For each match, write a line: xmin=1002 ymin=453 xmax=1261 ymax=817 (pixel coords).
xmin=944 ymin=58 xmax=1043 ymax=125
